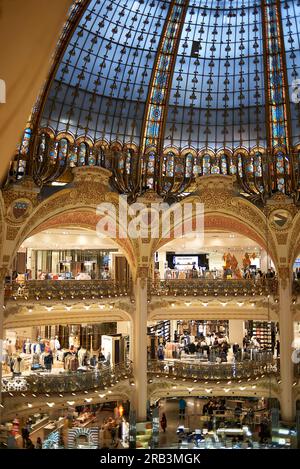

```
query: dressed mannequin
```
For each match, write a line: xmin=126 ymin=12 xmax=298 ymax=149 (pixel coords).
xmin=164 ymin=267 xmax=172 ymax=280
xmin=35 ymin=341 xmax=42 ymax=355
xmin=54 ymin=336 xmax=61 ymax=350
xmin=25 ymin=339 xmax=31 ymax=354
xmin=78 ymin=348 xmax=87 ymax=367
xmin=50 ymin=337 xmax=56 ymax=351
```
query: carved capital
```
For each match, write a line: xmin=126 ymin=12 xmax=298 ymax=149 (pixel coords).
xmin=194 ymin=174 xmax=237 ymax=195
xmin=72 ymin=166 xmax=112 ymax=193
xmin=136 ymin=266 xmax=149 ymax=289
xmin=277 ymin=265 xmax=291 ymax=289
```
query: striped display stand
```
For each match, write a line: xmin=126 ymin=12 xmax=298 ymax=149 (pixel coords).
xmin=67 ymin=427 xmax=99 ymax=449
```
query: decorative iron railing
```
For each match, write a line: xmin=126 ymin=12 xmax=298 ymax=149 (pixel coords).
xmin=1 ymin=362 xmax=133 ymax=395
xmin=148 ymin=355 xmax=278 ymax=381
xmin=4 ymin=278 xmax=280 ymax=303
xmin=150 ymin=278 xmax=278 ymax=298
xmin=5 ymin=280 xmax=132 ymax=302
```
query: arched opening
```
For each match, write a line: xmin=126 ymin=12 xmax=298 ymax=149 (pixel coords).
xmin=147 ymin=219 xmax=279 ymax=401
xmin=3 ymin=207 xmax=136 ymax=389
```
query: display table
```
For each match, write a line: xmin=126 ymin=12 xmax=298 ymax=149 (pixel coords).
xmin=74 ymin=412 xmax=96 ymax=428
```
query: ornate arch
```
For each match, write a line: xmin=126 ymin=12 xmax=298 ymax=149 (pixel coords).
xmin=150 ymin=175 xmax=278 ymax=268
xmin=5 ymin=172 xmax=138 ymax=276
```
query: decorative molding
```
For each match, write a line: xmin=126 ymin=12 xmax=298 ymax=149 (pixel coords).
xmin=275 ymin=232 xmax=289 ymax=245
xmin=6 ymin=225 xmax=20 ymax=241
xmin=278 ymin=265 xmax=292 ymax=289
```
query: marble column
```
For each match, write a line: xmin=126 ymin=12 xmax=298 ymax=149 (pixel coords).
xmin=229 ymin=320 xmax=245 ymax=347
xmin=278 ymin=268 xmax=295 ymax=423
xmin=132 ymin=273 xmax=148 ymax=422
xmin=0 ymin=268 xmax=7 ymax=422
xmin=158 ymin=251 xmax=166 ymax=280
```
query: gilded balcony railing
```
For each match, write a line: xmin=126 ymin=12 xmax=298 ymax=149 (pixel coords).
xmin=149 ymin=278 xmax=278 ymax=298
xmin=148 ymin=355 xmax=278 ymax=381
xmin=5 ymin=280 xmax=132 ymax=302
xmin=1 ymin=362 xmax=133 ymax=395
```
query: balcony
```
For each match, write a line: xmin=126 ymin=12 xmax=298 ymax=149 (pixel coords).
xmin=2 ymin=357 xmax=279 ymax=398
xmin=4 ymin=278 xmax=279 ymax=305
xmin=148 ymin=354 xmax=278 ymax=381
xmin=1 ymin=362 xmax=133 ymax=395
xmin=150 ymin=278 xmax=278 ymax=299
xmin=5 ymin=280 xmax=131 ymax=302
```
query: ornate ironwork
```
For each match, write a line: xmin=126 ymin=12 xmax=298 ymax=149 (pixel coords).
xmin=1 ymin=362 xmax=133 ymax=395
xmin=150 ymin=278 xmax=278 ymax=298
xmin=148 ymin=356 xmax=277 ymax=381
xmin=4 ymin=1 xmax=300 ymax=204
xmin=5 ymin=280 xmax=131 ymax=302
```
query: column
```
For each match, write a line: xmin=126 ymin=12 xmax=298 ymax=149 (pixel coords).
xmin=169 ymin=320 xmax=177 ymax=343
xmin=278 ymin=267 xmax=295 ymax=423
xmin=0 ymin=268 xmax=7 ymax=423
xmin=260 ymin=250 xmax=271 ymax=273
xmin=229 ymin=320 xmax=245 ymax=347
xmin=158 ymin=251 xmax=166 ymax=280
xmin=133 ymin=271 xmax=148 ymax=422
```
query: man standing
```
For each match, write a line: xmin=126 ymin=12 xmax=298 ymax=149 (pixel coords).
xmin=178 ymin=398 xmax=186 ymax=419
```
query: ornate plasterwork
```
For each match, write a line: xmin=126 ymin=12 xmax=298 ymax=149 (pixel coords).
xmin=148 ymin=376 xmax=280 ymax=403
xmin=275 ymin=232 xmax=289 ymax=245
xmin=278 ymin=265 xmax=292 ymax=290
xmin=152 ymin=175 xmax=278 ymax=267
xmin=288 ymin=212 xmax=300 ymax=266
xmin=136 ymin=266 xmax=150 ymax=281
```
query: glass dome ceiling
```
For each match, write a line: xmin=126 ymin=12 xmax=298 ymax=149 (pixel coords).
xmin=38 ymin=0 xmax=300 ymax=153
xmin=7 ymin=0 xmax=300 ymax=202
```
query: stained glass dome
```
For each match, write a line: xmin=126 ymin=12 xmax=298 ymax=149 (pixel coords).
xmin=7 ymin=0 xmax=300 ymax=201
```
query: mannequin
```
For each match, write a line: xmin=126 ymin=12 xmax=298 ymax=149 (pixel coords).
xmin=50 ymin=337 xmax=56 ymax=351
xmin=68 ymin=333 xmax=73 ymax=348
xmin=78 ymin=347 xmax=87 ymax=367
xmin=24 ymin=339 xmax=31 ymax=354
xmin=54 ymin=336 xmax=61 ymax=351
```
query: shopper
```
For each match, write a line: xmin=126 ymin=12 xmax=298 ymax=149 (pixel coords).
xmin=35 ymin=437 xmax=43 ymax=449
xmin=110 ymin=425 xmax=117 ymax=445
xmin=25 ymin=438 xmax=35 ymax=449
xmin=178 ymin=398 xmax=186 ymax=419
xmin=160 ymin=413 xmax=167 ymax=433
xmin=21 ymin=426 xmax=30 ymax=448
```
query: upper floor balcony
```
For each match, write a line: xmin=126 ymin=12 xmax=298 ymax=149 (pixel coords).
xmin=150 ymin=278 xmax=278 ymax=299
xmin=5 ymin=280 xmax=131 ymax=303
xmin=1 ymin=362 xmax=133 ymax=395
xmin=4 ymin=278 xmax=281 ymax=305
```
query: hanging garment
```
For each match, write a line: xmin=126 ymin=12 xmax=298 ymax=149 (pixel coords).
xmin=54 ymin=338 xmax=61 ymax=350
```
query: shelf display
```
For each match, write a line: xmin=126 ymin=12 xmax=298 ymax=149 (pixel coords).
xmin=246 ymin=321 xmax=275 ymax=351
xmin=147 ymin=321 xmax=170 ymax=343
